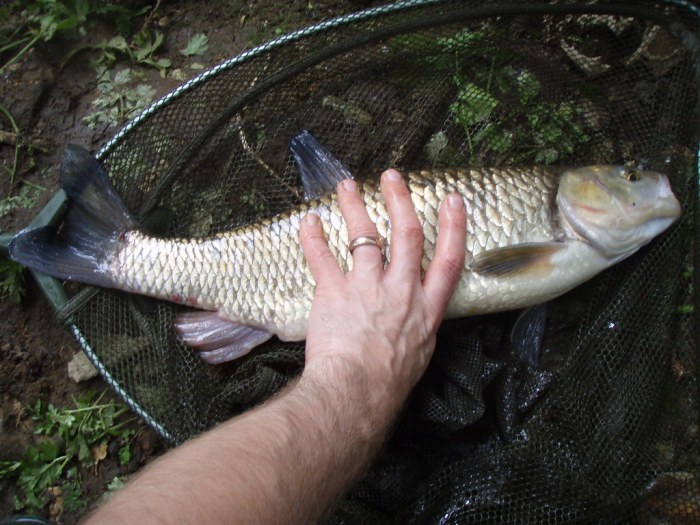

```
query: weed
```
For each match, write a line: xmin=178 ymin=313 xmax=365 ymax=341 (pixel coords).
xmin=0 ymin=1 xmax=150 ymax=75
xmin=180 ymin=33 xmax=209 ymax=57
xmin=130 ymin=29 xmax=171 ymax=71
xmin=420 ymin=29 xmax=591 ymax=164
xmin=83 ymin=67 xmax=157 ymax=129
xmin=0 ymin=103 xmax=21 ymax=191
xmin=0 ymin=180 xmax=45 ymax=217
xmin=0 ymin=258 xmax=26 ymax=303
xmin=0 ymin=390 xmax=137 ymax=514
xmin=62 ymin=28 xmax=171 ymax=73
xmin=240 ymin=182 xmax=269 ymax=219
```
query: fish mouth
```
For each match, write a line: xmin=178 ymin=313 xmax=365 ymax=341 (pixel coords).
xmin=652 ymin=175 xmax=682 ymax=221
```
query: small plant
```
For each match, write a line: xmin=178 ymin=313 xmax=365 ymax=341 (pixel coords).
xmin=0 ymin=391 xmax=137 ymax=514
xmin=0 ymin=1 xmax=150 ymax=75
xmin=62 ymin=28 xmax=171 ymax=73
xmin=82 ymin=67 xmax=157 ymax=129
xmin=0 ymin=180 xmax=45 ymax=217
xmin=418 ymin=28 xmax=591 ymax=164
xmin=180 ymin=33 xmax=209 ymax=57
xmin=0 ymin=258 xmax=26 ymax=303
xmin=240 ymin=182 xmax=269 ymax=219
xmin=450 ymin=69 xmax=590 ymax=164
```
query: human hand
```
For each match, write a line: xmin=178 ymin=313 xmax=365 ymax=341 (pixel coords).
xmin=299 ymin=169 xmax=466 ymax=422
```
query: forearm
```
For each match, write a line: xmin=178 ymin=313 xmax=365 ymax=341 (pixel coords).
xmin=83 ymin=172 xmax=466 ymax=525
xmin=84 ymin=365 xmax=393 ymax=525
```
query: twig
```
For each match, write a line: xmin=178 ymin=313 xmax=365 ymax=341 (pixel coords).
xmin=236 ymin=122 xmax=301 ymax=199
xmin=0 ymin=103 xmax=21 ymax=193
xmin=234 ymin=57 xmax=300 ymax=200
xmin=138 ymin=0 xmax=163 ymax=35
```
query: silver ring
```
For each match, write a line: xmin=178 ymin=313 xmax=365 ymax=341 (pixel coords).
xmin=349 ymin=235 xmax=382 ymax=254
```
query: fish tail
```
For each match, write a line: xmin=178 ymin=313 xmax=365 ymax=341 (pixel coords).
xmin=9 ymin=146 xmax=137 ymax=287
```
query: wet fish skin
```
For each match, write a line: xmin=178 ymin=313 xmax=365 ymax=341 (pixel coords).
xmin=8 ymin=141 xmax=681 ymax=364
xmin=110 ymin=165 xmax=675 ymax=338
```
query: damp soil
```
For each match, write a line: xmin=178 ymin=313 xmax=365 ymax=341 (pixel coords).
xmin=0 ymin=1 xmax=376 ymax=522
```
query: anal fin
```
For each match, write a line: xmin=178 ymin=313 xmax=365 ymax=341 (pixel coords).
xmin=175 ymin=311 xmax=272 ymax=364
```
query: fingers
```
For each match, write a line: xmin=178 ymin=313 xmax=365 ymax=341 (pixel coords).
xmin=336 ymin=179 xmax=383 ymax=275
xmin=422 ymin=193 xmax=466 ymax=317
xmin=300 ymin=213 xmax=344 ymax=284
xmin=381 ymin=169 xmax=423 ymax=279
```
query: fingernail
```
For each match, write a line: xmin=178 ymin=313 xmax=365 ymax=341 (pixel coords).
xmin=447 ymin=194 xmax=463 ymax=209
xmin=305 ymin=213 xmax=319 ymax=226
xmin=384 ymin=169 xmax=401 ymax=182
xmin=341 ymin=179 xmax=357 ymax=192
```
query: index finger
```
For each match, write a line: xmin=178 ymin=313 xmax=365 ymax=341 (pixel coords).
xmin=422 ymin=193 xmax=466 ymax=317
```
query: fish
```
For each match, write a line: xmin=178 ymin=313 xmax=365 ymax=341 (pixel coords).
xmin=9 ymin=132 xmax=682 ymax=364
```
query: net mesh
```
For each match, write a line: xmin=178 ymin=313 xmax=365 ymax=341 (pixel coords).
xmin=51 ymin=0 xmax=700 ymax=521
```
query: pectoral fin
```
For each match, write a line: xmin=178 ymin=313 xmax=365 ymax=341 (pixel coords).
xmin=175 ymin=311 xmax=272 ymax=364
xmin=470 ymin=243 xmax=564 ymax=277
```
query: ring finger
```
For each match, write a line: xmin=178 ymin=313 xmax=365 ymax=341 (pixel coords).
xmin=336 ymin=179 xmax=384 ymax=277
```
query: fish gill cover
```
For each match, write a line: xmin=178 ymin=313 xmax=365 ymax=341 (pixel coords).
xmin=22 ymin=0 xmax=700 ymax=523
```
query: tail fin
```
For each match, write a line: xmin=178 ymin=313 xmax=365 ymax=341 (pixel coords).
xmin=9 ymin=146 xmax=136 ymax=287
xmin=289 ymin=130 xmax=353 ymax=200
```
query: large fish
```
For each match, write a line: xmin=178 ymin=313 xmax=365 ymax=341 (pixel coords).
xmin=9 ymin=132 xmax=681 ymax=364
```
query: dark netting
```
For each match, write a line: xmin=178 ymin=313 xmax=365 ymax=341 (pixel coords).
xmin=46 ymin=0 xmax=700 ymax=522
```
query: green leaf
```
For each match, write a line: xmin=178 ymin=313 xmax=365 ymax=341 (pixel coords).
xmin=0 ymin=460 xmax=21 ymax=478
xmin=451 ymin=80 xmax=498 ymax=127
xmin=0 ymin=258 xmax=26 ymax=303
xmin=114 ymin=68 xmax=132 ymax=85
xmin=38 ymin=440 xmax=60 ymax=462
xmin=76 ymin=0 xmax=90 ymax=22
xmin=105 ymin=35 xmax=129 ymax=52
xmin=141 ymin=57 xmax=171 ymax=70
xmin=107 ymin=476 xmax=126 ymax=492
xmin=119 ymin=444 xmax=132 ymax=465
xmin=181 ymin=33 xmax=209 ymax=57
xmin=9 ymin=391 xmax=136 ymax=512
xmin=61 ymin=479 xmax=85 ymax=512
xmin=516 ymin=69 xmax=541 ymax=104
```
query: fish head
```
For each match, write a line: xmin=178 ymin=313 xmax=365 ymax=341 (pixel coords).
xmin=557 ymin=165 xmax=681 ymax=260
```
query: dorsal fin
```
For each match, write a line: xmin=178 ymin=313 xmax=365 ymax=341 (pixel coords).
xmin=289 ymin=130 xmax=354 ymax=200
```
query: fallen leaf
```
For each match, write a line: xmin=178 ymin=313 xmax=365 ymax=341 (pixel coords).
xmin=92 ymin=441 xmax=108 ymax=464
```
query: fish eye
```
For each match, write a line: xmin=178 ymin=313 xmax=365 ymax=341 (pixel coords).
xmin=621 ymin=168 xmax=640 ymax=182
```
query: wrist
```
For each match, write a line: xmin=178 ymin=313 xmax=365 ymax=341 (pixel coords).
xmin=301 ymin=355 xmax=403 ymax=441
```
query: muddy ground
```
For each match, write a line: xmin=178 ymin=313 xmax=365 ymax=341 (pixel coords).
xmin=0 ymin=1 xmax=377 ymax=522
